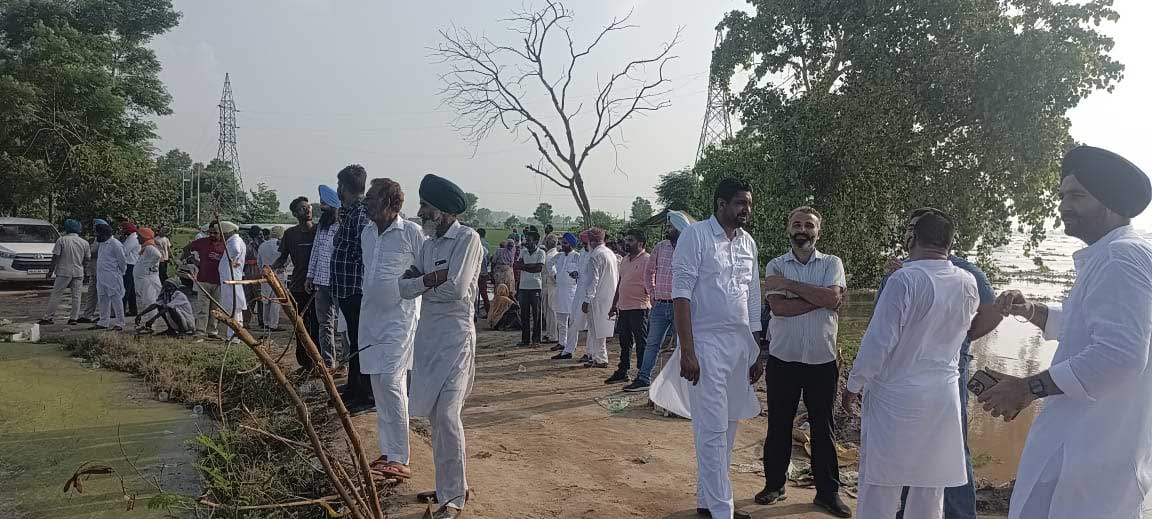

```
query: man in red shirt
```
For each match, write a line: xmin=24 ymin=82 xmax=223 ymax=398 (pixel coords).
xmin=182 ymin=222 xmax=226 ymax=338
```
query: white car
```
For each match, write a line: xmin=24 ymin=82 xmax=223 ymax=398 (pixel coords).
xmin=0 ymin=217 xmax=60 ymax=282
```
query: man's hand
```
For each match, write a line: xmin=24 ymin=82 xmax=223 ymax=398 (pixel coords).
xmin=402 ymin=266 xmax=423 ymax=280
xmin=884 ymin=256 xmax=904 ymax=276
xmin=995 ymin=290 xmax=1031 ymax=317
xmin=680 ymin=350 xmax=701 ymax=385
xmin=762 ymin=275 xmax=790 ymax=292
xmin=841 ymin=390 xmax=860 ymax=411
xmin=749 ymin=359 xmax=764 ymax=385
xmin=305 ymin=278 xmax=315 ymax=294
xmin=977 ymin=369 xmax=1035 ymax=422
xmin=423 ymin=269 xmax=448 ymax=288
xmin=608 ymin=306 xmax=617 ymax=318
xmin=581 ymin=302 xmax=589 ymax=314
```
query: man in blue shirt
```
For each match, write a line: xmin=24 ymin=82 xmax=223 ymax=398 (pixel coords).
xmin=880 ymin=212 xmax=1003 ymax=519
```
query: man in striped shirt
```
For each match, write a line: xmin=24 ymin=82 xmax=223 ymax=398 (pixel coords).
xmin=756 ymin=206 xmax=852 ymax=518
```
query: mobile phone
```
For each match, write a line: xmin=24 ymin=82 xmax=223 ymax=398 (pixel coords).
xmin=967 ymin=369 xmax=1000 ymax=396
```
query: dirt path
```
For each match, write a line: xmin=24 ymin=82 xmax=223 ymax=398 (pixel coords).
xmin=353 ymin=330 xmax=852 ymax=519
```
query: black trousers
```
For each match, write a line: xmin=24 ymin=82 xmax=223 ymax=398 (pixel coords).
xmin=290 ymin=289 xmax=321 ymax=369
xmin=763 ymin=355 xmax=841 ymax=500
xmin=338 ymin=293 xmax=372 ymax=402
xmin=159 ymin=261 xmax=169 ymax=281
xmin=518 ymin=288 xmax=541 ymax=343
xmin=122 ymin=265 xmax=137 ymax=315
xmin=615 ymin=308 xmax=649 ymax=373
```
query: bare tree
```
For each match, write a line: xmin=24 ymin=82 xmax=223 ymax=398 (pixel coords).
xmin=435 ymin=0 xmax=682 ymax=224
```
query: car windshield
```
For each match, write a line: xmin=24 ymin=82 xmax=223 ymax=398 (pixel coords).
xmin=0 ymin=224 xmax=58 ymax=244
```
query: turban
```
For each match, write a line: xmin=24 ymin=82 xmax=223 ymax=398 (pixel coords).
xmin=120 ymin=222 xmax=137 ymax=234
xmin=1062 ymin=145 xmax=1151 ymax=218
xmin=578 ymin=230 xmax=590 ymax=244
xmin=63 ymin=219 xmax=81 ymax=234
xmin=219 ymin=221 xmax=239 ymax=234
xmin=563 ymin=232 xmax=578 ymax=247
xmin=271 ymin=226 xmax=285 ymax=239
xmin=667 ymin=210 xmax=695 ymax=232
xmin=138 ymin=227 xmax=156 ymax=253
xmin=93 ymin=219 xmax=108 ymax=227
xmin=319 ymin=184 xmax=341 ymax=208
xmin=419 ymin=174 xmax=468 ymax=214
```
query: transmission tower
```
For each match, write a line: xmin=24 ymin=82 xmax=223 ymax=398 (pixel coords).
xmin=217 ymin=73 xmax=242 ymax=186
xmin=695 ymin=28 xmax=734 ymax=165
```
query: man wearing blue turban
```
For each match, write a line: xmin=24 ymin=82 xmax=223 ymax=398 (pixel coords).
xmin=39 ymin=219 xmax=92 ymax=325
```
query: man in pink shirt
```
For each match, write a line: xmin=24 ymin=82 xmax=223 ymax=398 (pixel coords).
xmin=606 ymin=229 xmax=652 ymax=385
xmin=623 ymin=217 xmax=684 ymax=392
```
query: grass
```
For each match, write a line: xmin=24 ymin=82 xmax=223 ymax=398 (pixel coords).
xmin=62 ymin=334 xmax=341 ymax=518
xmin=837 ymin=316 xmax=869 ymax=368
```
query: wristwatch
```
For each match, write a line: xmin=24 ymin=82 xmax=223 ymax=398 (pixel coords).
xmin=1028 ymin=377 xmax=1046 ymax=398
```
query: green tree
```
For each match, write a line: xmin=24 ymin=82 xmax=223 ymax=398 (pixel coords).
xmin=629 ymin=197 xmax=654 ymax=224
xmin=242 ymin=183 xmax=281 ymax=223
xmin=703 ymin=0 xmax=1123 ymax=286
xmin=656 ymin=168 xmax=701 ymax=214
xmin=587 ymin=210 xmax=623 ymax=232
xmin=458 ymin=193 xmax=480 ymax=225
xmin=533 ymin=203 xmax=554 ymax=227
xmin=0 ymin=0 xmax=181 ymax=218
xmin=503 ymin=215 xmax=520 ymax=230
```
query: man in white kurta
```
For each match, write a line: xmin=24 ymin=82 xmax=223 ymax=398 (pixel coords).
xmin=560 ymin=233 xmax=592 ymax=360
xmin=576 ymin=228 xmax=619 ymax=368
xmin=360 ymin=177 xmax=425 ymax=479
xmin=256 ymin=227 xmax=284 ymax=330
xmin=650 ymin=179 xmax=762 ymax=519
xmin=843 ymin=210 xmax=979 ymax=519
xmin=218 ymin=221 xmax=247 ymax=340
xmin=398 ymin=174 xmax=484 ymax=518
xmin=94 ymin=223 xmax=128 ymax=331
xmin=541 ymin=235 xmax=560 ymax=343
xmin=549 ymin=235 xmax=580 ymax=356
xmin=980 ymin=146 xmax=1152 ymax=519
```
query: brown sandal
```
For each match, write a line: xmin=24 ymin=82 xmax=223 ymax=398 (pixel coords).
xmin=369 ymin=456 xmax=411 ymax=480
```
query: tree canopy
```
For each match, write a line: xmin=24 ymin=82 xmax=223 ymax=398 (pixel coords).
xmin=533 ymin=203 xmax=554 ymax=227
xmin=698 ymin=0 xmax=1123 ymax=286
xmin=630 ymin=197 xmax=654 ymax=224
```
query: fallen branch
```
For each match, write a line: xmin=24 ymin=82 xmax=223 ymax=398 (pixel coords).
xmin=262 ymin=266 xmax=384 ymax=518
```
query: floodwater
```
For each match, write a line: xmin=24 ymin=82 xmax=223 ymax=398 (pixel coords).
xmin=0 ymin=342 xmax=206 ymax=518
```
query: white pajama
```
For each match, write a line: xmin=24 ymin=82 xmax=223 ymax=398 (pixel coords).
xmin=262 ymin=293 xmax=281 ymax=329
xmin=857 ymin=484 xmax=943 ymax=519
xmin=430 ymin=368 xmax=469 ymax=509
xmin=555 ymin=312 xmax=570 ymax=349
xmin=44 ymin=275 xmax=83 ymax=321
xmin=98 ymin=292 xmax=125 ymax=329
xmin=543 ymin=285 xmax=557 ymax=340
xmin=587 ymin=335 xmax=608 ymax=363
xmin=562 ymin=309 xmax=587 ymax=355
xmin=371 ymin=371 xmax=410 ymax=464
xmin=694 ymin=419 xmax=739 ymax=516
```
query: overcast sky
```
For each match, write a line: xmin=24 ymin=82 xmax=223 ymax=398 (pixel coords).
xmin=150 ymin=0 xmax=1152 ymax=228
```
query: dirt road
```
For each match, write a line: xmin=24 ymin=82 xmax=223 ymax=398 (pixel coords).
xmin=356 ymin=330 xmax=853 ymax=519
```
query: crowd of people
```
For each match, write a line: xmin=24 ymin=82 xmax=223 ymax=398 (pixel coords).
xmin=32 ymin=145 xmax=1152 ymax=519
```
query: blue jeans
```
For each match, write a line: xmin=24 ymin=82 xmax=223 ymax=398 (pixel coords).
xmin=897 ymin=354 xmax=976 ymax=519
xmin=635 ymin=300 xmax=675 ymax=385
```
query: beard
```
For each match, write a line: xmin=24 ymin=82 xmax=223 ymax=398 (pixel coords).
xmin=790 ymin=233 xmax=813 ymax=248
xmin=421 ymin=218 xmax=438 ymax=236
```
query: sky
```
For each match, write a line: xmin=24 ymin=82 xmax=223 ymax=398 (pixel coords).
xmin=150 ymin=0 xmax=1152 ymax=228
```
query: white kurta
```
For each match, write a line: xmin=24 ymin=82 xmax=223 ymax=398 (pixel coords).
xmin=96 ymin=239 xmax=127 ymax=297
xmin=399 ymin=221 xmax=485 ymax=417
xmin=1009 ymin=225 xmax=1152 ymax=519
xmin=219 ymin=234 xmax=247 ymax=319
xmin=359 ymin=218 xmax=424 ymax=375
xmin=134 ymin=245 xmax=163 ymax=309
xmin=553 ymin=251 xmax=580 ymax=315
xmin=577 ymin=245 xmax=619 ymax=340
xmin=846 ymin=260 xmax=978 ymax=487
xmin=649 ymin=217 xmax=762 ymax=424
xmin=122 ymin=233 xmax=140 ymax=265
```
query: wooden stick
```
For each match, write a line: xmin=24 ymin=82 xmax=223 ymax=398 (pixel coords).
xmin=261 ymin=266 xmax=385 ymax=518
xmin=210 ymin=309 xmax=371 ymax=519
xmin=222 ymin=279 xmax=267 ymax=286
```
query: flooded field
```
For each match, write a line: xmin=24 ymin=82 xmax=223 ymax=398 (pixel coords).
xmin=0 ymin=342 xmax=206 ymax=519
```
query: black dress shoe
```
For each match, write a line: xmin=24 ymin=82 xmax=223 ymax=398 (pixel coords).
xmin=813 ymin=494 xmax=852 ymax=518
xmin=549 ymin=344 xmax=564 ymax=351
xmin=696 ymin=509 xmax=750 ymax=519
xmin=754 ymin=485 xmax=786 ymax=505
xmin=551 ymin=352 xmax=572 ymax=360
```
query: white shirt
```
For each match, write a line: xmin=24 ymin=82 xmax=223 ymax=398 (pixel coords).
xmin=765 ymin=250 xmax=847 ymax=364
xmin=650 ymin=216 xmax=762 ymax=425
xmin=518 ymin=247 xmax=547 ymax=290
xmin=219 ymin=234 xmax=247 ymax=314
xmin=122 ymin=233 xmax=140 ymax=265
xmin=154 ymin=236 xmax=172 ymax=262
xmin=543 ymin=248 xmax=560 ymax=289
xmin=1009 ymin=225 xmax=1152 ymax=519
xmin=257 ymin=239 xmax=281 ymax=270
xmin=399 ymin=221 xmax=484 ymax=417
xmin=846 ymin=260 xmax=978 ymax=487
xmin=553 ymin=251 xmax=580 ymax=314
xmin=359 ymin=217 xmax=424 ymax=374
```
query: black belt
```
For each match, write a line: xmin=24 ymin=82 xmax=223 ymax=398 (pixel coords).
xmin=654 ymin=299 xmax=674 ymax=303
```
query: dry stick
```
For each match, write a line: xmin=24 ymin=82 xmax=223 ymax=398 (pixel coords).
xmin=238 ymin=424 xmax=312 ymax=450
xmin=261 ymin=266 xmax=385 ymax=519
xmin=209 ymin=308 xmax=371 ymax=519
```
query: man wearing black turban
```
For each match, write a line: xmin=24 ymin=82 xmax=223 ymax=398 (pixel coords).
xmin=399 ymin=174 xmax=485 ymax=518
xmin=980 ymin=146 xmax=1152 ymax=518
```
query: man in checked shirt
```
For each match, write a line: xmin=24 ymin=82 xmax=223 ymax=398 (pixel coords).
xmin=331 ymin=164 xmax=374 ymax=414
